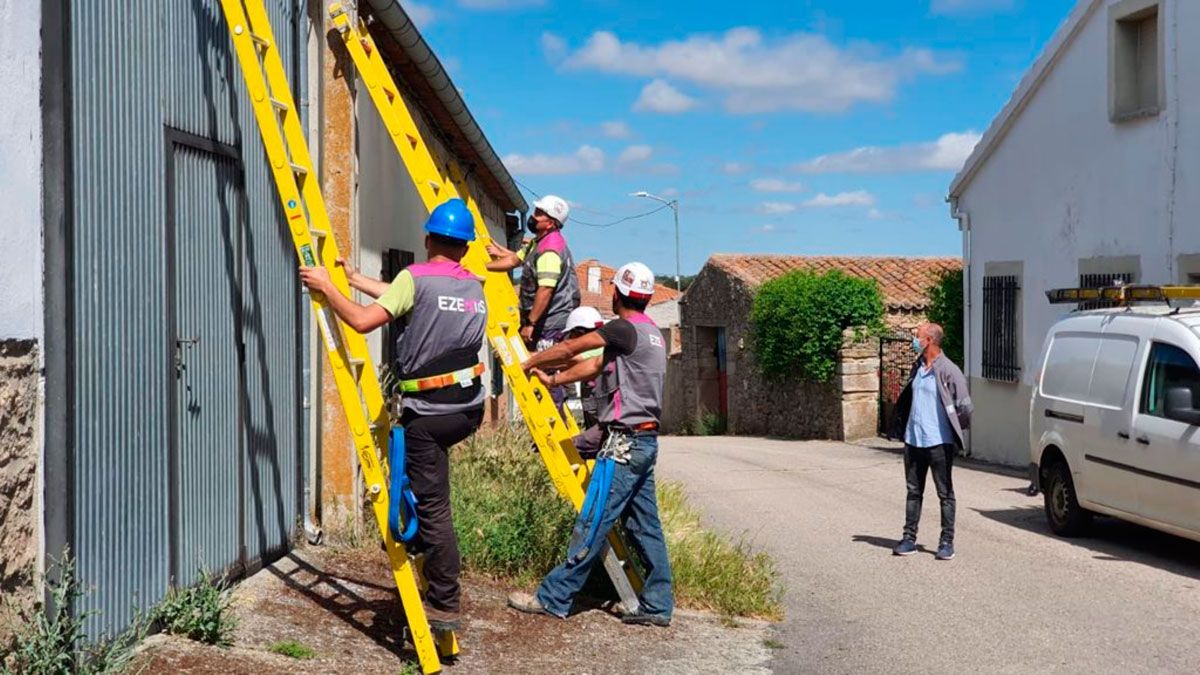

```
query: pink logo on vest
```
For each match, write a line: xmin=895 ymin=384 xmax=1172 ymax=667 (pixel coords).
xmin=437 ymin=296 xmax=487 ymax=314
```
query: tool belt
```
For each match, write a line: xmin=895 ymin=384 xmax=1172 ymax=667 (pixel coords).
xmin=603 ymin=420 xmax=659 ymax=434
xmin=398 ymin=363 xmax=485 ymax=393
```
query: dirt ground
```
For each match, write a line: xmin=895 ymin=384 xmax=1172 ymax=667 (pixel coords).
xmin=132 ymin=545 xmax=773 ymax=674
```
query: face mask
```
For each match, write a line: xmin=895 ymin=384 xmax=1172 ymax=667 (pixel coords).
xmin=912 ymin=337 xmax=924 ymax=355
xmin=525 ymin=214 xmax=538 ymax=233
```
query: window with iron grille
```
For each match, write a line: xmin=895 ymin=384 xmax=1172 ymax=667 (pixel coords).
xmin=1079 ymin=272 xmax=1135 ymax=310
xmin=382 ymin=248 xmax=415 ymax=368
xmin=982 ymin=275 xmax=1020 ymax=382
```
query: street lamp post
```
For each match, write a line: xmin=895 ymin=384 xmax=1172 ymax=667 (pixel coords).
xmin=631 ymin=191 xmax=681 ymax=289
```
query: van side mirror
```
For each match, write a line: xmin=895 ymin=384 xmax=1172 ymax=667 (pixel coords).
xmin=1164 ymin=387 xmax=1200 ymax=426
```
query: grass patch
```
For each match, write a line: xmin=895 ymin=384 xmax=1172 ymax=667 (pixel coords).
xmin=451 ymin=425 xmax=576 ymax=585
xmin=659 ymin=482 xmax=784 ymax=621
xmin=268 ymin=639 xmax=315 ymax=660
xmin=451 ymin=425 xmax=784 ymax=621
xmin=1 ymin=554 xmax=145 ymax=675
xmin=151 ymin=569 xmax=237 ymax=647
xmin=763 ymin=638 xmax=785 ymax=650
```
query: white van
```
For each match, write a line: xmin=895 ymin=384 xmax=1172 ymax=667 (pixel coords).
xmin=1030 ymin=306 xmax=1200 ymax=543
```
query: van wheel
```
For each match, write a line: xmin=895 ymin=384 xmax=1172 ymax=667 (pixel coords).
xmin=1042 ymin=460 xmax=1092 ymax=537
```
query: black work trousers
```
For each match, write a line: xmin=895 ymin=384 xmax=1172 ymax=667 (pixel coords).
xmin=902 ymin=443 xmax=956 ymax=543
xmin=399 ymin=407 xmax=483 ymax=612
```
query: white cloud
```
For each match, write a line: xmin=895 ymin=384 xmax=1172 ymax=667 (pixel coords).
xmin=723 ymin=162 xmax=751 ymax=175
xmin=757 ymin=223 xmax=778 ymax=233
xmin=503 ymin=145 xmax=605 ymax=175
xmin=632 ymin=79 xmax=698 ymax=114
xmin=867 ymin=208 xmax=885 ymax=220
xmin=406 ymin=1 xmax=435 ymax=28
xmin=758 ymin=202 xmax=797 ymax=215
xmin=750 ymin=178 xmax=806 ymax=193
xmin=930 ymin=0 xmax=1016 ymax=16
xmin=541 ymin=32 xmax=567 ymax=62
xmin=792 ymin=131 xmax=982 ymax=174
xmin=803 ymin=190 xmax=876 ymax=208
xmin=618 ymin=144 xmax=654 ymax=164
xmin=601 ymin=120 xmax=633 ymax=139
xmin=661 ymin=187 xmax=680 ymax=198
xmin=563 ymin=28 xmax=961 ymax=114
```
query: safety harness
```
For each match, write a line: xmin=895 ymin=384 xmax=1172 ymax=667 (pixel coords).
xmin=398 ymin=362 xmax=485 ymax=393
xmin=387 ymin=425 xmax=420 ymax=544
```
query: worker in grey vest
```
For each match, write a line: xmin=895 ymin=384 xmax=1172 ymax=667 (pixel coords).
xmin=507 ymin=262 xmax=674 ymax=627
xmin=485 ymin=194 xmax=581 ymax=350
xmin=299 ymin=198 xmax=485 ymax=632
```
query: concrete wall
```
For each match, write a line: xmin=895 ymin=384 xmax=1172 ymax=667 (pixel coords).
xmin=0 ymin=0 xmax=43 ymax=640
xmin=955 ymin=0 xmax=1198 ymax=465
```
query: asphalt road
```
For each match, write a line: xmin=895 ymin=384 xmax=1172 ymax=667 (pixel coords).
xmin=657 ymin=436 xmax=1200 ymax=674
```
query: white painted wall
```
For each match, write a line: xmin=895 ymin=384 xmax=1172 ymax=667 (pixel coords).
xmin=354 ymin=92 xmax=509 ymax=396
xmin=954 ymin=0 xmax=1197 ymax=465
xmin=0 ymin=0 xmax=44 ymax=342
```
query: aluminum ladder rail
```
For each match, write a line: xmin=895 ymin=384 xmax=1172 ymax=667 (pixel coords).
xmin=217 ymin=1 xmax=456 ymax=671
xmin=327 ymin=3 xmax=644 ymax=609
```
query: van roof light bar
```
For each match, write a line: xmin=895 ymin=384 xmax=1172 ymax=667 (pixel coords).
xmin=1046 ymin=285 xmax=1200 ymax=305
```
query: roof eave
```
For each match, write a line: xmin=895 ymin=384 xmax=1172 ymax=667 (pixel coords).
xmin=948 ymin=0 xmax=1102 ymax=198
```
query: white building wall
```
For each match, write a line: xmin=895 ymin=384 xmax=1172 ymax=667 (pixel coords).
xmin=955 ymin=0 xmax=1197 ymax=465
xmin=0 ymin=0 xmax=44 ymax=343
xmin=355 ymin=93 xmax=509 ymax=396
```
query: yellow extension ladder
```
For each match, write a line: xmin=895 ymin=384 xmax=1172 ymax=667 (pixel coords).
xmin=326 ymin=1 xmax=644 ymax=604
xmin=217 ymin=1 xmax=456 ymax=672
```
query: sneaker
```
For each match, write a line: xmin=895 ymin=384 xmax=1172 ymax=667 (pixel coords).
xmin=507 ymin=591 xmax=559 ymax=618
xmin=935 ymin=542 xmax=955 ymax=561
xmin=892 ymin=538 xmax=917 ymax=556
xmin=425 ymin=605 xmax=461 ymax=631
xmin=621 ymin=611 xmax=671 ymax=627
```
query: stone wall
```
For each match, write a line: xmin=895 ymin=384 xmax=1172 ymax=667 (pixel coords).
xmin=0 ymin=339 xmax=40 ymax=642
xmin=670 ymin=268 xmax=881 ymax=440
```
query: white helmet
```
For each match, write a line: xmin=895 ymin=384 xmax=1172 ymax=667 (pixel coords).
xmin=533 ymin=195 xmax=570 ymax=226
xmin=613 ymin=262 xmax=656 ymax=300
xmin=565 ymin=306 xmax=605 ymax=333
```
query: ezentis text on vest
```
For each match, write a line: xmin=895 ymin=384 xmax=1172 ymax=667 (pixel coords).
xmin=437 ymin=296 xmax=487 ymax=314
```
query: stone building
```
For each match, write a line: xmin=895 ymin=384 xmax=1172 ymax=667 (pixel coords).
xmin=665 ymin=254 xmax=961 ymax=439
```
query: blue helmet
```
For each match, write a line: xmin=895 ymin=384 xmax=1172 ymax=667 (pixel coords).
xmin=424 ymin=198 xmax=475 ymax=243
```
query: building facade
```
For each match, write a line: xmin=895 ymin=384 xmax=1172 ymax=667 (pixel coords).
xmin=948 ymin=0 xmax=1197 ymax=465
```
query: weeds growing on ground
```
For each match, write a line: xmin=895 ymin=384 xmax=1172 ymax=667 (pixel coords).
xmin=1 ymin=555 xmax=145 ymax=675
xmin=268 ymin=639 xmax=316 ymax=660
xmin=151 ymin=569 xmax=237 ymax=647
xmin=451 ymin=425 xmax=576 ymax=584
xmin=659 ymin=482 xmax=784 ymax=620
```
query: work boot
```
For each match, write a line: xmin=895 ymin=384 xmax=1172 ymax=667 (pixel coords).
xmin=425 ymin=605 xmax=461 ymax=631
xmin=621 ymin=611 xmax=671 ymax=627
xmin=507 ymin=591 xmax=559 ymax=618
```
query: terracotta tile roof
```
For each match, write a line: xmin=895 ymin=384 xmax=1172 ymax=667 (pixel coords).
xmin=705 ymin=254 xmax=962 ymax=311
xmin=575 ymin=259 xmax=681 ymax=318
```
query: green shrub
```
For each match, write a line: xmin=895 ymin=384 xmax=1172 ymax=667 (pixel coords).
xmin=695 ymin=411 xmax=727 ymax=436
xmin=1 ymin=555 xmax=144 ymax=675
xmin=268 ymin=639 xmax=316 ymax=660
xmin=451 ymin=426 xmax=576 ymax=584
xmin=151 ymin=570 xmax=237 ymax=647
xmin=926 ymin=269 xmax=964 ymax=367
xmin=750 ymin=270 xmax=884 ymax=382
xmin=658 ymin=482 xmax=783 ymax=620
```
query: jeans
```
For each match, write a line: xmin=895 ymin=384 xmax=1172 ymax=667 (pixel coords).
xmin=399 ymin=407 xmax=483 ymax=612
xmin=903 ymin=443 xmax=956 ymax=543
xmin=537 ymin=434 xmax=674 ymax=618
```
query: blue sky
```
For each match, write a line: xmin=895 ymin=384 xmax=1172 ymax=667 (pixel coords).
xmin=409 ymin=0 xmax=1076 ymax=277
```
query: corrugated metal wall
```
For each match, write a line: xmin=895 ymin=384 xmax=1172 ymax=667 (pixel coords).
xmin=69 ymin=0 xmax=304 ymax=634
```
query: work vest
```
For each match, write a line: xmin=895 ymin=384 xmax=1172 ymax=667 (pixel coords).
xmin=519 ymin=230 xmax=580 ymax=335
xmin=596 ymin=314 xmax=667 ymax=428
xmin=395 ymin=261 xmax=487 ymax=415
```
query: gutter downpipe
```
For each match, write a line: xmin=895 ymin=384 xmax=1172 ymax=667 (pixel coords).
xmin=950 ymin=196 xmax=972 ymax=455
xmin=361 ymin=0 xmax=528 ymax=214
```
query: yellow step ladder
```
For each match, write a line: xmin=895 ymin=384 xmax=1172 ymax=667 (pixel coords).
xmin=326 ymin=3 xmax=645 ymax=606
xmin=217 ymin=1 xmax=455 ymax=672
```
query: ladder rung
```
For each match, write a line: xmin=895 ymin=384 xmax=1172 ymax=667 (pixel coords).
xmin=270 ymin=97 xmax=289 ymax=112
xmin=290 ymin=162 xmax=309 ymax=176
xmin=309 ymin=228 xmax=328 ymax=239
xmin=250 ymin=32 xmax=271 ymax=48
xmin=349 ymin=357 xmax=366 ymax=370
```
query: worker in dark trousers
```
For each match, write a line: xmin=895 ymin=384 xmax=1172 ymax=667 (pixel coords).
xmin=298 ymin=198 xmax=485 ymax=631
xmin=485 ymin=195 xmax=580 ymax=404
xmin=552 ymin=306 xmax=607 ymax=457
xmin=507 ymin=262 xmax=674 ymax=626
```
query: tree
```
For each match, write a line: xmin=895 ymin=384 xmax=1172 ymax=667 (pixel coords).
xmin=926 ymin=269 xmax=964 ymax=367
